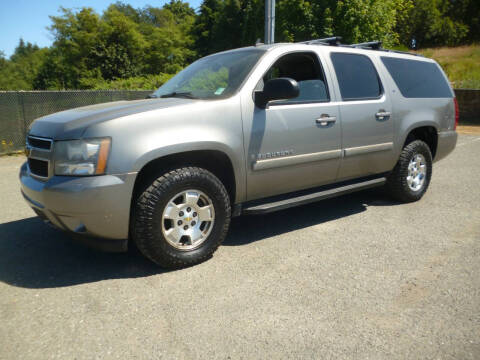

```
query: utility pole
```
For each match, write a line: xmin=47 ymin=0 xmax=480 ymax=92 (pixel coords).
xmin=264 ymin=0 xmax=275 ymax=44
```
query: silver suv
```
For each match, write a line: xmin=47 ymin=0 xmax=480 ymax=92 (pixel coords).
xmin=20 ymin=39 xmax=458 ymax=268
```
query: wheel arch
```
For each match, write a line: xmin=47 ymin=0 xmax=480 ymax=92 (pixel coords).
xmin=402 ymin=125 xmax=438 ymax=159
xmin=132 ymin=149 xmax=238 ymax=206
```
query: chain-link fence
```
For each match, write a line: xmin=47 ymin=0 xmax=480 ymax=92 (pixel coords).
xmin=1 ymin=89 xmax=477 ymax=155
xmin=0 ymin=90 xmax=152 ymax=154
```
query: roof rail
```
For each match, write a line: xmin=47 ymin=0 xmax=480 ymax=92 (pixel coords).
xmin=301 ymin=36 xmax=342 ymax=46
xmin=385 ymin=49 xmax=424 ymax=57
xmin=352 ymin=41 xmax=382 ymax=50
xmin=297 ymin=37 xmax=423 ymax=57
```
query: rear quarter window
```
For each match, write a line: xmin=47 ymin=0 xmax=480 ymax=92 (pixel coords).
xmin=381 ymin=57 xmax=453 ymax=98
xmin=330 ymin=53 xmax=383 ymax=101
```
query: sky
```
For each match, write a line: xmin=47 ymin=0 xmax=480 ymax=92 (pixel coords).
xmin=0 ymin=0 xmax=202 ymax=58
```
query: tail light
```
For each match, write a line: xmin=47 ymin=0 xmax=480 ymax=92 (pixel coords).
xmin=453 ymin=97 xmax=459 ymax=130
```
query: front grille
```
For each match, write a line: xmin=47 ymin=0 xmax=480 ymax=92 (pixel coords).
xmin=27 ymin=136 xmax=52 ymax=150
xmin=26 ymin=135 xmax=53 ymax=179
xmin=28 ymin=158 xmax=49 ymax=178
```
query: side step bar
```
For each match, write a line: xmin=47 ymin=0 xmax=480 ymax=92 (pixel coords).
xmin=242 ymin=177 xmax=386 ymax=215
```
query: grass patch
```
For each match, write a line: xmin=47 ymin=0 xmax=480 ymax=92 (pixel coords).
xmin=0 ymin=150 xmax=26 ymax=157
xmin=457 ymin=125 xmax=480 ymax=135
xmin=417 ymin=44 xmax=480 ymax=89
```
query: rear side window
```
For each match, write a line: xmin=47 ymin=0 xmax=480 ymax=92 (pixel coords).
xmin=381 ymin=57 xmax=452 ymax=98
xmin=330 ymin=53 xmax=382 ymax=101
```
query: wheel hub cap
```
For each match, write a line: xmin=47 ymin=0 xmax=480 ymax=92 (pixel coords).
xmin=161 ymin=190 xmax=215 ymax=250
xmin=407 ymin=154 xmax=427 ymax=191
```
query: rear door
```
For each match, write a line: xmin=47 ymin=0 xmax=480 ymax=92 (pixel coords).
xmin=329 ymin=52 xmax=395 ymax=180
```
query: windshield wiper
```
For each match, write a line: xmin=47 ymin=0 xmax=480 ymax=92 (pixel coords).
xmin=159 ymin=91 xmax=197 ymax=99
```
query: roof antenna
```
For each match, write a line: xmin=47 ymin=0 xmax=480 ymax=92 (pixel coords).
xmin=255 ymin=38 xmax=264 ymax=46
xmin=302 ymin=36 xmax=342 ymax=45
xmin=352 ymin=41 xmax=383 ymax=50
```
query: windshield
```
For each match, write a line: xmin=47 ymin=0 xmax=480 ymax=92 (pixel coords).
xmin=152 ymin=49 xmax=266 ymax=100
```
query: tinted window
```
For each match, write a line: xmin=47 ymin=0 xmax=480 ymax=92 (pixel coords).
xmin=381 ymin=57 xmax=452 ymax=98
xmin=259 ymin=52 xmax=329 ymax=103
xmin=331 ymin=53 xmax=382 ymax=100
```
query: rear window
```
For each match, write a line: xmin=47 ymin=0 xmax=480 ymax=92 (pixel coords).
xmin=381 ymin=57 xmax=452 ymax=98
xmin=330 ymin=53 xmax=382 ymax=101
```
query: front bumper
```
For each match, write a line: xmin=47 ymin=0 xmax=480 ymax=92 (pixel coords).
xmin=20 ymin=162 xmax=137 ymax=251
xmin=434 ymin=130 xmax=458 ymax=162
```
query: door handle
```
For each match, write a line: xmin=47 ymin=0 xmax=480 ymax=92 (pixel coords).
xmin=375 ymin=110 xmax=391 ymax=121
xmin=316 ymin=114 xmax=336 ymax=126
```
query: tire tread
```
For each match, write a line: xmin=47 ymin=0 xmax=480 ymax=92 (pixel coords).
xmin=133 ymin=167 xmax=231 ymax=268
xmin=386 ymin=140 xmax=432 ymax=203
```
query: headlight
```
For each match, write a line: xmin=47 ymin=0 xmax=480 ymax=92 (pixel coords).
xmin=54 ymin=138 xmax=111 ymax=176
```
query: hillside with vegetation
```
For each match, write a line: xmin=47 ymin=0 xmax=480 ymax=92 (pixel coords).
xmin=419 ymin=45 xmax=480 ymax=89
xmin=0 ymin=0 xmax=479 ymax=90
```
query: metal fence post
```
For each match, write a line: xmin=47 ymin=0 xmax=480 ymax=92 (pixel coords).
xmin=20 ymin=91 xmax=27 ymax=142
xmin=264 ymin=0 xmax=275 ymax=44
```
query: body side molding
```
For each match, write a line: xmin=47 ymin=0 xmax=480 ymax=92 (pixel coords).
xmin=252 ymin=149 xmax=342 ymax=171
xmin=344 ymin=142 xmax=393 ymax=157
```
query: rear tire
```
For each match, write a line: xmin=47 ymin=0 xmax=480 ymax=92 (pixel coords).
xmin=386 ymin=140 xmax=432 ymax=203
xmin=133 ymin=167 xmax=231 ymax=268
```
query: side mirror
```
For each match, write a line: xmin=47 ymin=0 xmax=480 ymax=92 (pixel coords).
xmin=254 ymin=78 xmax=300 ymax=108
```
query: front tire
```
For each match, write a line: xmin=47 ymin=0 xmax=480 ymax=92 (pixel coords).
xmin=133 ymin=167 xmax=231 ymax=268
xmin=386 ymin=140 xmax=433 ymax=203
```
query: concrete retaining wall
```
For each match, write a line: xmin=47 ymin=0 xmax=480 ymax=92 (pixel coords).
xmin=455 ymin=89 xmax=480 ymax=124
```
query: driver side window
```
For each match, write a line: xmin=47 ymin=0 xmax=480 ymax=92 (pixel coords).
xmin=258 ymin=52 xmax=330 ymax=104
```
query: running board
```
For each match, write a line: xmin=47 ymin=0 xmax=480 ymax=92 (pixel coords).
xmin=242 ymin=177 xmax=386 ymax=215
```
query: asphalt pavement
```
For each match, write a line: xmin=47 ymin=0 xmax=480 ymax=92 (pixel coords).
xmin=0 ymin=134 xmax=479 ymax=359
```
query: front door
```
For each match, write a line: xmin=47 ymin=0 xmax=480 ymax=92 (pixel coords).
xmin=242 ymin=51 xmax=342 ymax=200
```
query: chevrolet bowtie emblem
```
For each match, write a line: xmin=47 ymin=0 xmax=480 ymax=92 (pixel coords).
xmin=184 ymin=217 xmax=192 ymax=222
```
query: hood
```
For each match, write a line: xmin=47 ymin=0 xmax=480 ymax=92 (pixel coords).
xmin=29 ymin=97 xmax=196 ymax=140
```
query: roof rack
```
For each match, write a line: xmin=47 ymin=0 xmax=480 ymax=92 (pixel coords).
xmin=352 ymin=41 xmax=382 ymax=50
xmin=301 ymin=36 xmax=342 ymax=46
xmin=297 ymin=36 xmax=422 ymax=57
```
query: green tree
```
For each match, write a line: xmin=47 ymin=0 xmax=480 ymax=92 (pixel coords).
xmin=33 ymin=2 xmax=195 ymax=89
xmin=163 ymin=0 xmax=196 ymax=23
xmin=193 ymin=0 xmax=409 ymax=54
xmin=239 ymin=0 xmax=264 ymax=45
xmin=318 ymin=0 xmax=408 ymax=46
xmin=3 ymin=0 xmax=480 ymax=91
xmin=92 ymin=5 xmax=147 ymax=79
xmin=141 ymin=5 xmax=196 ymax=74
xmin=443 ymin=0 xmax=479 ymax=43
xmin=193 ymin=0 xmax=263 ymax=56
xmin=192 ymin=0 xmax=224 ymax=56
xmin=396 ymin=0 xmax=469 ymax=47
xmin=0 ymin=39 xmax=48 ymax=90
xmin=0 ymin=52 xmax=18 ymax=90
xmin=33 ymin=48 xmax=68 ymax=89
xmin=212 ymin=0 xmax=244 ymax=50
xmin=35 ymin=7 xmax=103 ymax=88
xmin=276 ymin=0 xmax=318 ymax=42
